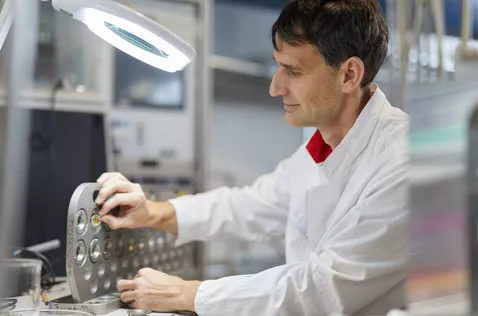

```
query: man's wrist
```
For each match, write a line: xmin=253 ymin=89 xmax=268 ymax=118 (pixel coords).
xmin=147 ymin=200 xmax=178 ymax=235
xmin=180 ymin=280 xmax=202 ymax=312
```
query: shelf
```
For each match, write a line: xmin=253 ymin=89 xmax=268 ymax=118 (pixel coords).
xmin=0 ymin=88 xmax=108 ymax=114
xmin=210 ymin=55 xmax=279 ymax=105
xmin=210 ymin=55 xmax=273 ymax=79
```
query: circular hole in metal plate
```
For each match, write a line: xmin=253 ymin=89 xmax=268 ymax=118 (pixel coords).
xmin=90 ymin=214 xmax=102 ymax=234
xmin=161 ymin=252 xmax=168 ymax=261
xmin=89 ymin=239 xmax=101 ymax=263
xmin=128 ymin=237 xmax=136 ymax=253
xmin=164 ymin=263 xmax=171 ymax=272
xmin=133 ymin=258 xmax=140 ymax=268
xmin=147 ymin=237 xmax=155 ymax=251
xmin=93 ymin=190 xmax=99 ymax=202
xmin=110 ymin=261 xmax=118 ymax=272
xmin=138 ymin=240 xmax=145 ymax=252
xmin=98 ymin=263 xmax=106 ymax=277
xmin=127 ymin=273 xmax=134 ymax=280
xmin=90 ymin=280 xmax=98 ymax=294
xmin=75 ymin=209 xmax=88 ymax=235
xmin=143 ymin=257 xmax=151 ymax=267
xmin=75 ymin=240 xmax=87 ymax=266
xmin=166 ymin=233 xmax=175 ymax=243
xmin=153 ymin=254 xmax=160 ymax=264
xmin=122 ymin=259 xmax=129 ymax=269
xmin=116 ymin=237 xmax=125 ymax=257
xmin=156 ymin=237 xmax=164 ymax=249
xmin=103 ymin=237 xmax=113 ymax=260
xmin=104 ymin=278 xmax=111 ymax=290
xmin=84 ymin=265 xmax=92 ymax=280
xmin=103 ymin=222 xmax=111 ymax=232
xmin=173 ymin=261 xmax=179 ymax=270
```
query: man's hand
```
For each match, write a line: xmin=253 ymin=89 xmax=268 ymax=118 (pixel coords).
xmin=117 ymin=268 xmax=202 ymax=312
xmin=95 ymin=172 xmax=178 ymax=234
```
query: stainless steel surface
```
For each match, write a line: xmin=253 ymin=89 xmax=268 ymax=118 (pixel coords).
xmin=48 ymin=294 xmax=122 ymax=316
xmin=1 ymin=309 xmax=94 ymax=316
xmin=66 ymin=183 xmax=200 ymax=303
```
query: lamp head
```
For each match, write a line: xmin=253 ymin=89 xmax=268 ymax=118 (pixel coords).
xmin=52 ymin=0 xmax=196 ymax=72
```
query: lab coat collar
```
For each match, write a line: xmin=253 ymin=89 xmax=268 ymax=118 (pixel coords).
xmin=310 ymin=84 xmax=386 ymax=179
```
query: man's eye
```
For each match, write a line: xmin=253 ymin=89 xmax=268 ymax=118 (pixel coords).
xmin=286 ymin=68 xmax=300 ymax=76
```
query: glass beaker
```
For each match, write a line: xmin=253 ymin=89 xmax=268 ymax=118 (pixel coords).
xmin=1 ymin=259 xmax=43 ymax=310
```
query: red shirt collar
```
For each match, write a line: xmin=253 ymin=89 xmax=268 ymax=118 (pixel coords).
xmin=306 ymin=130 xmax=332 ymax=163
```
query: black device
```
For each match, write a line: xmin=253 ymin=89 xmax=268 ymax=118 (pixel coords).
xmin=23 ymin=109 xmax=108 ymax=277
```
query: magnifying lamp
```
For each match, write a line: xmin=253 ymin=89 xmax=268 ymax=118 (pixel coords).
xmin=0 ymin=0 xmax=196 ymax=72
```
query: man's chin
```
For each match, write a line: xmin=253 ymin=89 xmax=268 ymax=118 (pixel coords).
xmin=284 ymin=113 xmax=305 ymax=127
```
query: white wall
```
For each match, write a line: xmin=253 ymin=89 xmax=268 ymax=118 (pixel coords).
xmin=210 ymin=100 xmax=303 ymax=187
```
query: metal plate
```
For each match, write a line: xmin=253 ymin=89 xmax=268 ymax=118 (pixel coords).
xmin=48 ymin=294 xmax=122 ymax=316
xmin=66 ymin=183 xmax=200 ymax=303
xmin=1 ymin=309 xmax=93 ymax=316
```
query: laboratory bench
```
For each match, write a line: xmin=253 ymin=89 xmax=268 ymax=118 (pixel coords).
xmin=6 ymin=277 xmax=192 ymax=316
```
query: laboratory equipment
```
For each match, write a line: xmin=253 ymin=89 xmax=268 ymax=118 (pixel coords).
xmin=126 ymin=310 xmax=151 ymax=316
xmin=47 ymin=182 xmax=200 ymax=315
xmin=13 ymin=240 xmax=61 ymax=257
xmin=2 ymin=259 xmax=43 ymax=309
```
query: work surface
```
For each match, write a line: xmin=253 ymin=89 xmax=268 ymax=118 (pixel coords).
xmin=13 ymin=278 xmax=470 ymax=316
xmin=12 ymin=278 xmax=191 ymax=316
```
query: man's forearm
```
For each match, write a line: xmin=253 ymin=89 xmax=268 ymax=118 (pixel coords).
xmin=147 ymin=200 xmax=178 ymax=235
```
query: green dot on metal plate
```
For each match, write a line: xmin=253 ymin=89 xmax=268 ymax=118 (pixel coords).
xmin=104 ymin=21 xmax=169 ymax=58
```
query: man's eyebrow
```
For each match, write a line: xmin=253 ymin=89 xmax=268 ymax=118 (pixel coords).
xmin=272 ymin=56 xmax=301 ymax=70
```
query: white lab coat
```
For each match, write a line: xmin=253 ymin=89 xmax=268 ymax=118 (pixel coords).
xmin=169 ymin=84 xmax=409 ymax=316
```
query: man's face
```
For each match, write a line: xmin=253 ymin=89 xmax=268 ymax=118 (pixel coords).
xmin=270 ymin=39 xmax=342 ymax=128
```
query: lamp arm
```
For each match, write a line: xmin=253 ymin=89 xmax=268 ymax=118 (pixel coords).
xmin=0 ymin=0 xmax=14 ymax=52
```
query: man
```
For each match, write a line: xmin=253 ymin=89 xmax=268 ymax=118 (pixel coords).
xmin=95 ymin=0 xmax=409 ymax=315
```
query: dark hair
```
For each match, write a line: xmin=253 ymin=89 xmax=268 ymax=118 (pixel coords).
xmin=271 ymin=0 xmax=389 ymax=87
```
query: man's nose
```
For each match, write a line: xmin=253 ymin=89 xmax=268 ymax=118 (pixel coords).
xmin=269 ymin=71 xmax=287 ymax=97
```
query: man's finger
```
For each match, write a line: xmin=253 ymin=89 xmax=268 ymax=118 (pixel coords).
xmin=99 ymin=192 xmax=141 ymax=216
xmin=97 ymin=172 xmax=125 ymax=184
xmin=101 ymin=215 xmax=127 ymax=230
xmin=117 ymin=280 xmax=137 ymax=292
xmin=120 ymin=290 xmax=137 ymax=303
xmin=96 ymin=181 xmax=132 ymax=204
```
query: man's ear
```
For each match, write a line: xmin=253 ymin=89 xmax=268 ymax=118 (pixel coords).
xmin=339 ymin=57 xmax=365 ymax=93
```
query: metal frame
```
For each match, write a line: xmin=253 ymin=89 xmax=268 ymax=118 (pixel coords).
xmin=0 ymin=0 xmax=39 ymax=296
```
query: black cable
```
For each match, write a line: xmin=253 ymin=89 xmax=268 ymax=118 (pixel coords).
xmin=0 ymin=298 xmax=18 ymax=312
xmin=29 ymin=79 xmax=63 ymax=152
xmin=14 ymin=248 xmax=57 ymax=290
